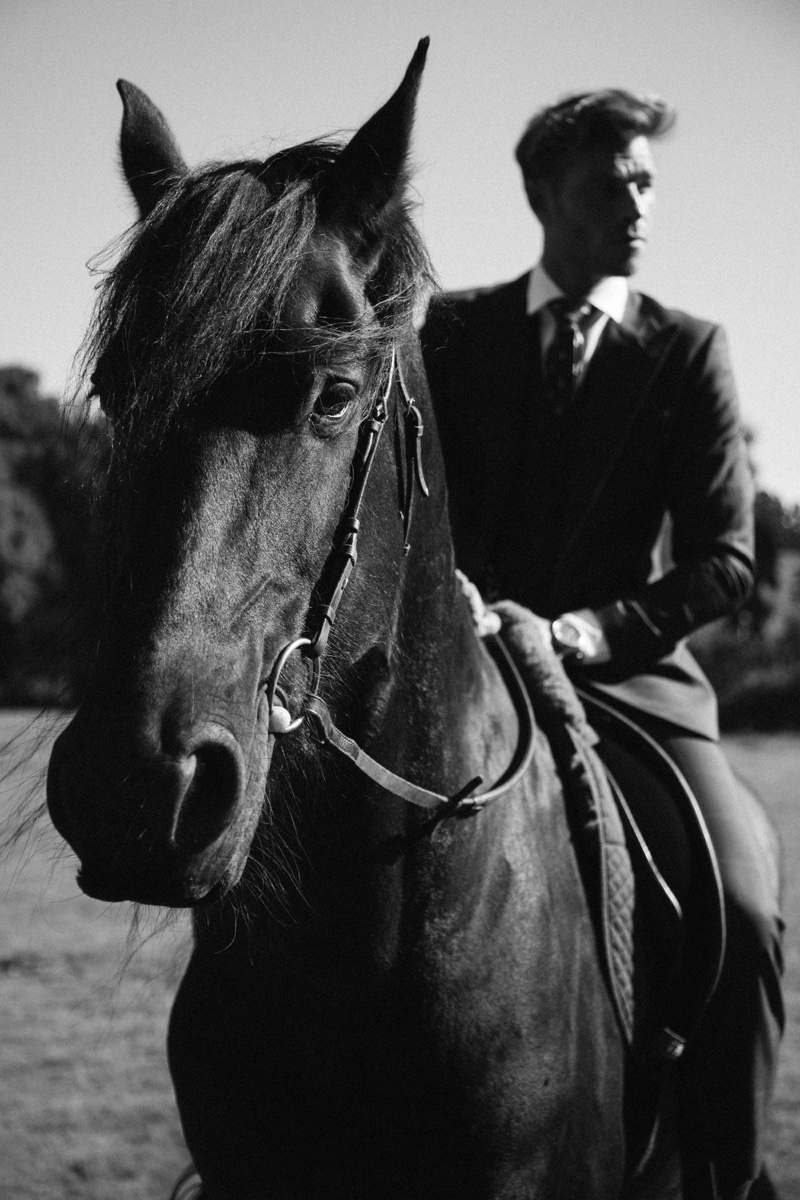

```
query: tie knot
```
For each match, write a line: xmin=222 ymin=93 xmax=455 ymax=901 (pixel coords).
xmin=549 ymin=297 xmax=593 ymax=327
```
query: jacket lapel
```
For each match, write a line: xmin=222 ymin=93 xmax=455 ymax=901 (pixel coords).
xmin=552 ymin=293 xmax=680 ymax=591
xmin=495 ymin=274 xmax=537 ymax=401
xmin=480 ymin=275 xmax=543 ymax=528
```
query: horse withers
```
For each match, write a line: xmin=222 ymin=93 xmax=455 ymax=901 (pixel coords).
xmin=47 ymin=41 xmax=699 ymax=1199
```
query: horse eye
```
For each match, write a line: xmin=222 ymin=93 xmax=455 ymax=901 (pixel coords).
xmin=311 ymin=381 xmax=357 ymax=426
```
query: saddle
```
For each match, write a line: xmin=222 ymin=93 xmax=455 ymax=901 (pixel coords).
xmin=576 ymin=685 xmax=726 ymax=1058
xmin=492 ymin=600 xmax=726 ymax=1063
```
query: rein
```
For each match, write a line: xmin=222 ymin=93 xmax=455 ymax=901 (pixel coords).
xmin=263 ymin=346 xmax=535 ymax=814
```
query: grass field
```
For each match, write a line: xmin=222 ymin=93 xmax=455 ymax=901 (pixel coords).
xmin=0 ymin=712 xmax=192 ymax=1200
xmin=0 ymin=712 xmax=798 ymax=1198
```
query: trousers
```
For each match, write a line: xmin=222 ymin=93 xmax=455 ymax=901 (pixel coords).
xmin=635 ymin=715 xmax=785 ymax=1186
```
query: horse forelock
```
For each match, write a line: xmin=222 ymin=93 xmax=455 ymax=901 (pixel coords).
xmin=80 ymin=136 xmax=433 ymax=460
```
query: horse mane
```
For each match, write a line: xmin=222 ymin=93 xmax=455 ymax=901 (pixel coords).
xmin=81 ymin=137 xmax=434 ymax=454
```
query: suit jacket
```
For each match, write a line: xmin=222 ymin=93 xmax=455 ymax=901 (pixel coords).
xmin=421 ymin=272 xmax=755 ymax=738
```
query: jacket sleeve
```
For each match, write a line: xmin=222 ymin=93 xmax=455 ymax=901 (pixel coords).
xmin=594 ymin=323 xmax=755 ymax=670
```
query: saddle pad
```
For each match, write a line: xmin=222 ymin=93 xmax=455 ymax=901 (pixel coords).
xmin=492 ymin=601 xmax=636 ymax=1046
xmin=551 ymin=717 xmax=637 ymax=1047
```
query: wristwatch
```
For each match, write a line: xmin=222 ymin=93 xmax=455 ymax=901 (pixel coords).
xmin=550 ymin=614 xmax=586 ymax=660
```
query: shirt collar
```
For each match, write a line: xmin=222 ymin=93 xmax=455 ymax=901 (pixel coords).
xmin=526 ymin=263 xmax=629 ymax=325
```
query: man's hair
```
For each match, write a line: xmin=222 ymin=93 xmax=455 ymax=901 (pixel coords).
xmin=515 ymin=90 xmax=675 ymax=189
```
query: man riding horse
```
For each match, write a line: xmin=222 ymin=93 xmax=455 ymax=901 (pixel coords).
xmin=422 ymin=90 xmax=784 ymax=1200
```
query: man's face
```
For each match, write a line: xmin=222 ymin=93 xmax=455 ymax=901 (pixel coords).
xmin=537 ymin=134 xmax=656 ymax=289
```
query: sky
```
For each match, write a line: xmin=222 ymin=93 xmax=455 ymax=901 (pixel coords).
xmin=3 ymin=0 xmax=800 ymax=501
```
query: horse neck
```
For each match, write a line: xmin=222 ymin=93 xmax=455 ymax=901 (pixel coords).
xmin=391 ymin=508 xmax=521 ymax=798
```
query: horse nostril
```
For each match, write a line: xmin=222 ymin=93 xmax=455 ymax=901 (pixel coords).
xmin=172 ymin=738 xmax=244 ymax=853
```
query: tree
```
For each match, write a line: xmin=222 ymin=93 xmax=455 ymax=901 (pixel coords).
xmin=0 ymin=367 xmax=101 ymax=704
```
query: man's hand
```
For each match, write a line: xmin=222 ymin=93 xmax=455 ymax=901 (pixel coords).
xmin=455 ymin=570 xmax=502 ymax=637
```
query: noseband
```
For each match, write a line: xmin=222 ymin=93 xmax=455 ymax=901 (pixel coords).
xmin=263 ymin=346 xmax=535 ymax=814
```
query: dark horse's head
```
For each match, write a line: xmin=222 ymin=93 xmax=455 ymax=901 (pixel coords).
xmin=47 ymin=42 xmax=437 ymax=907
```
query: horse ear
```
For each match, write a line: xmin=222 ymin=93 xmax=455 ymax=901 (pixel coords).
xmin=116 ymin=80 xmax=187 ymax=217
xmin=321 ymin=37 xmax=429 ymax=232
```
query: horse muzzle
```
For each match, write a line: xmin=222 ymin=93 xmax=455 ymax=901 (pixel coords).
xmin=46 ymin=702 xmax=273 ymax=907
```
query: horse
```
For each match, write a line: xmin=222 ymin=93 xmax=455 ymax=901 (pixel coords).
xmin=46 ymin=41 xmax=713 ymax=1199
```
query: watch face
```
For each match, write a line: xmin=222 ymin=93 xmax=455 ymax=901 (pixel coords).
xmin=554 ymin=618 xmax=582 ymax=648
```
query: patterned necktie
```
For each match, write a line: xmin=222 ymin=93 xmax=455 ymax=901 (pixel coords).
xmin=543 ymin=298 xmax=593 ymax=416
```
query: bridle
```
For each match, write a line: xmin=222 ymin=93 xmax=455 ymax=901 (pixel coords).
xmin=263 ymin=347 xmax=420 ymax=728
xmin=262 ymin=345 xmax=535 ymax=815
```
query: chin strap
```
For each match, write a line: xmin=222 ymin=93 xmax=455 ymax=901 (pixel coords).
xmin=304 ymin=694 xmax=480 ymax=811
xmin=303 ymin=634 xmax=535 ymax=815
